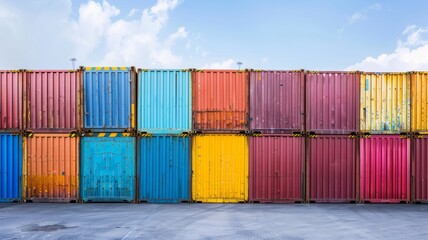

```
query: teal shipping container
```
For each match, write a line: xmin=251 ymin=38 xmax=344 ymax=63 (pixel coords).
xmin=80 ymin=133 xmax=135 ymax=202
xmin=138 ymin=135 xmax=190 ymax=203
xmin=138 ymin=69 xmax=191 ymax=134
xmin=0 ymin=133 xmax=22 ymax=202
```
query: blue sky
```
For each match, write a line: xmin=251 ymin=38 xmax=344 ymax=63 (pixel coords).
xmin=0 ymin=0 xmax=427 ymax=70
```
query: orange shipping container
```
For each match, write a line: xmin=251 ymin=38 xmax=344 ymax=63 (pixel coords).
xmin=192 ymin=70 xmax=248 ymax=132
xmin=23 ymin=134 xmax=79 ymax=202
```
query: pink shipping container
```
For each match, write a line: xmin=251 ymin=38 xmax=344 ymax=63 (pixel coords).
xmin=360 ymin=135 xmax=410 ymax=203
xmin=412 ymin=135 xmax=428 ymax=203
xmin=306 ymin=71 xmax=359 ymax=134
xmin=249 ymin=134 xmax=305 ymax=203
xmin=0 ymin=71 xmax=23 ymax=131
xmin=307 ymin=135 xmax=357 ymax=202
xmin=249 ymin=70 xmax=304 ymax=133
xmin=24 ymin=70 xmax=81 ymax=132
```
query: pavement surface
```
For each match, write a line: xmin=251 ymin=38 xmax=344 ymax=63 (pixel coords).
xmin=0 ymin=203 xmax=427 ymax=239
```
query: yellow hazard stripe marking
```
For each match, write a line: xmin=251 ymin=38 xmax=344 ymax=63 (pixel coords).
xmin=110 ymin=133 xmax=117 ymax=138
xmin=122 ymin=133 xmax=131 ymax=137
xmin=98 ymin=133 xmax=106 ymax=137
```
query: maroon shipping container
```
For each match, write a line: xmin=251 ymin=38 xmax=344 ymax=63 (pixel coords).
xmin=249 ymin=134 xmax=305 ymax=203
xmin=306 ymin=71 xmax=359 ymax=134
xmin=0 ymin=71 xmax=23 ymax=131
xmin=307 ymin=135 xmax=357 ymax=202
xmin=249 ymin=70 xmax=304 ymax=133
xmin=412 ymin=136 xmax=427 ymax=202
xmin=360 ymin=135 xmax=410 ymax=203
xmin=24 ymin=70 xmax=80 ymax=132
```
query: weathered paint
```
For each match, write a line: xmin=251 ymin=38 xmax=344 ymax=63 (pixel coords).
xmin=249 ymin=71 xmax=304 ymax=133
xmin=23 ymin=134 xmax=79 ymax=202
xmin=360 ymin=73 xmax=410 ymax=133
xmin=138 ymin=69 xmax=191 ymax=134
xmin=360 ymin=135 xmax=410 ymax=203
xmin=0 ymin=133 xmax=22 ymax=202
xmin=83 ymin=67 xmax=136 ymax=132
xmin=138 ymin=135 xmax=190 ymax=203
xmin=80 ymin=136 xmax=135 ymax=202
xmin=249 ymin=134 xmax=304 ymax=203
xmin=0 ymin=71 xmax=23 ymax=131
xmin=411 ymin=72 xmax=428 ymax=133
xmin=307 ymin=135 xmax=357 ymax=202
xmin=192 ymin=134 xmax=248 ymax=202
xmin=412 ymin=135 xmax=428 ymax=202
xmin=24 ymin=70 xmax=80 ymax=132
xmin=306 ymin=71 xmax=359 ymax=134
xmin=192 ymin=70 xmax=248 ymax=132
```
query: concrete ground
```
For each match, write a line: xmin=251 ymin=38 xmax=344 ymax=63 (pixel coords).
xmin=0 ymin=203 xmax=427 ymax=239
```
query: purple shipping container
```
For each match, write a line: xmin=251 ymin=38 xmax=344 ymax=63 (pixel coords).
xmin=0 ymin=71 xmax=23 ymax=131
xmin=360 ymin=135 xmax=410 ymax=203
xmin=307 ymin=134 xmax=357 ymax=202
xmin=249 ymin=70 xmax=304 ymax=133
xmin=413 ymin=135 xmax=428 ymax=202
xmin=249 ymin=134 xmax=305 ymax=203
xmin=306 ymin=71 xmax=359 ymax=134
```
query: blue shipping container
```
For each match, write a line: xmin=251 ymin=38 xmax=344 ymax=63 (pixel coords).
xmin=138 ymin=135 xmax=190 ymax=203
xmin=83 ymin=67 xmax=135 ymax=132
xmin=138 ymin=70 xmax=191 ymax=134
xmin=80 ymin=134 xmax=135 ymax=202
xmin=0 ymin=133 xmax=22 ymax=202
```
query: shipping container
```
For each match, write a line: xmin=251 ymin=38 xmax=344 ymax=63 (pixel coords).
xmin=82 ymin=67 xmax=136 ymax=132
xmin=249 ymin=134 xmax=304 ymax=203
xmin=249 ymin=70 xmax=304 ymax=133
xmin=192 ymin=70 xmax=248 ymax=132
xmin=360 ymin=135 xmax=410 ymax=203
xmin=138 ymin=69 xmax=191 ymax=134
xmin=23 ymin=134 xmax=79 ymax=202
xmin=24 ymin=70 xmax=80 ymax=132
xmin=80 ymin=133 xmax=135 ymax=202
xmin=307 ymin=135 xmax=357 ymax=202
xmin=412 ymin=135 xmax=428 ymax=202
xmin=360 ymin=73 xmax=410 ymax=133
xmin=411 ymin=72 xmax=428 ymax=133
xmin=306 ymin=71 xmax=359 ymax=134
xmin=138 ymin=135 xmax=190 ymax=203
xmin=0 ymin=133 xmax=22 ymax=202
xmin=192 ymin=134 xmax=248 ymax=202
xmin=0 ymin=71 xmax=23 ymax=131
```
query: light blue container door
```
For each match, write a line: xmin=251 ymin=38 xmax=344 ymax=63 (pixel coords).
xmin=80 ymin=135 xmax=135 ymax=202
xmin=84 ymin=67 xmax=133 ymax=131
xmin=0 ymin=134 xmax=22 ymax=202
xmin=138 ymin=70 xmax=191 ymax=134
xmin=139 ymin=135 xmax=190 ymax=203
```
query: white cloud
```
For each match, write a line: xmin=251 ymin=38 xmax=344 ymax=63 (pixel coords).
xmin=348 ymin=3 xmax=381 ymax=24
xmin=261 ymin=57 xmax=268 ymax=63
xmin=128 ymin=8 xmax=138 ymax=17
xmin=203 ymin=59 xmax=236 ymax=69
xmin=348 ymin=12 xmax=366 ymax=24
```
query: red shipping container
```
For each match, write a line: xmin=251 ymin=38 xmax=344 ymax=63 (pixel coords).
xmin=307 ymin=135 xmax=357 ymax=202
xmin=360 ymin=135 xmax=410 ymax=203
xmin=306 ymin=71 xmax=359 ymax=134
xmin=0 ymin=71 xmax=23 ymax=131
xmin=411 ymin=136 xmax=427 ymax=202
xmin=249 ymin=134 xmax=305 ymax=203
xmin=249 ymin=70 xmax=304 ymax=133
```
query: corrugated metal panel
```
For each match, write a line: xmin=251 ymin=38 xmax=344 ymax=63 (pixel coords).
xmin=307 ymin=135 xmax=356 ymax=202
xmin=24 ymin=70 xmax=80 ymax=132
xmin=414 ymin=136 xmax=428 ymax=202
xmin=192 ymin=70 xmax=248 ymax=132
xmin=411 ymin=72 xmax=428 ymax=133
xmin=83 ymin=67 xmax=136 ymax=132
xmin=0 ymin=71 xmax=23 ymax=131
xmin=23 ymin=134 xmax=79 ymax=202
xmin=360 ymin=73 xmax=410 ymax=133
xmin=306 ymin=71 xmax=359 ymax=134
xmin=138 ymin=69 xmax=191 ymax=134
xmin=80 ymin=135 xmax=135 ymax=202
xmin=249 ymin=71 xmax=304 ymax=133
xmin=192 ymin=134 xmax=248 ymax=202
xmin=249 ymin=134 xmax=304 ymax=203
xmin=360 ymin=135 xmax=410 ymax=203
xmin=0 ymin=133 xmax=22 ymax=202
xmin=138 ymin=135 xmax=190 ymax=203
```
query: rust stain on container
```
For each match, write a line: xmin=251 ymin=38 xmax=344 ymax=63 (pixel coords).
xmin=411 ymin=72 xmax=428 ymax=133
xmin=192 ymin=70 xmax=248 ymax=132
xmin=0 ymin=71 xmax=23 ymax=131
xmin=23 ymin=134 xmax=79 ymax=202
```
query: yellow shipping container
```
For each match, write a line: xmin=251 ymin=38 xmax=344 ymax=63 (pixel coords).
xmin=192 ymin=134 xmax=248 ymax=203
xmin=411 ymin=72 xmax=428 ymax=133
xmin=360 ymin=73 xmax=410 ymax=133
